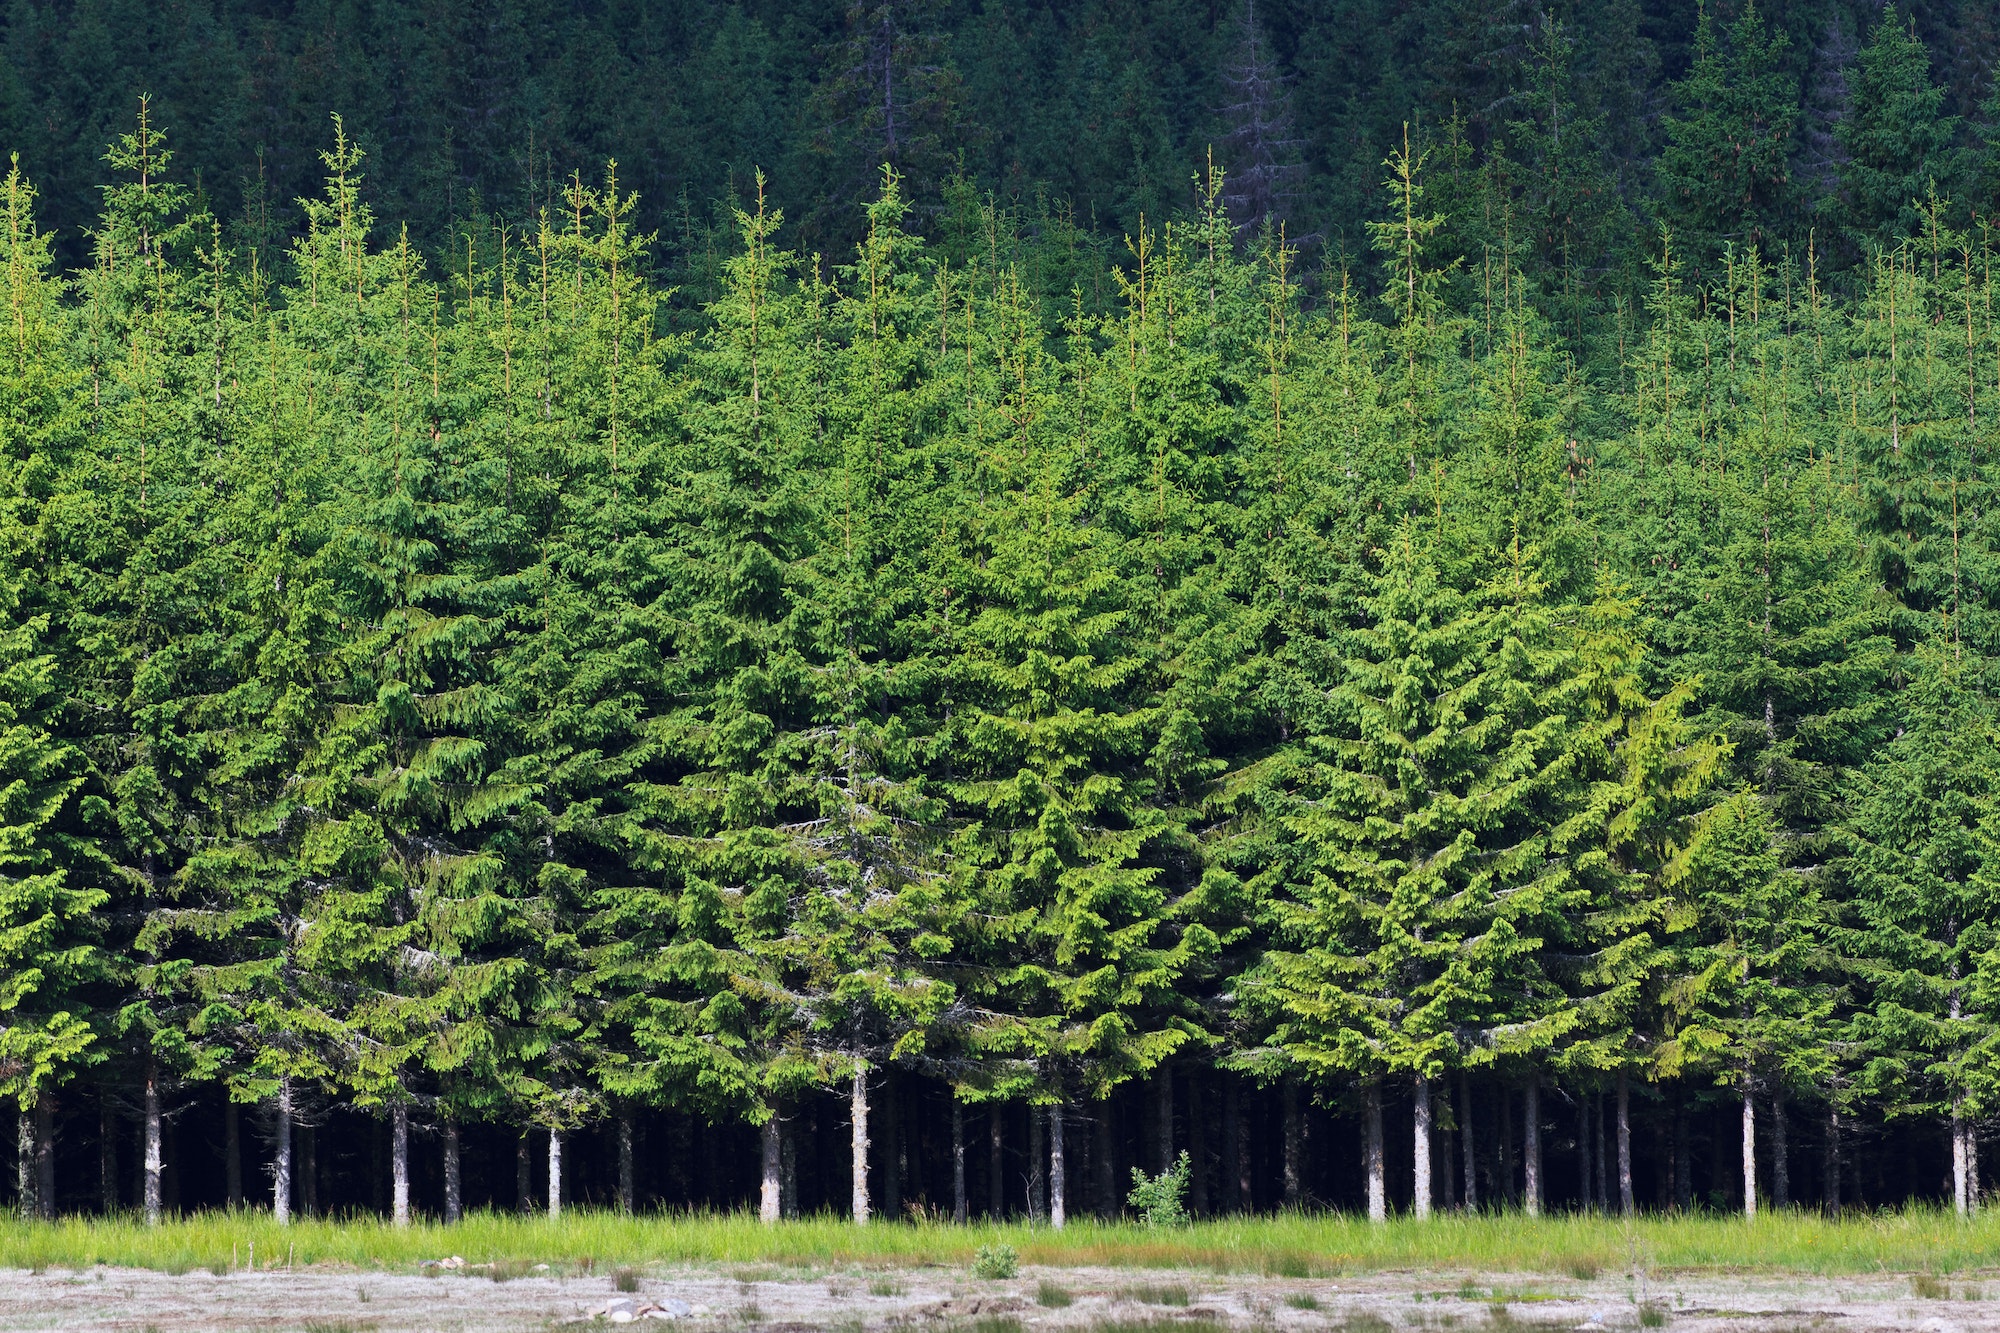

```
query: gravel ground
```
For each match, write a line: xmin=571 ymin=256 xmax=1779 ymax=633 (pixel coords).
xmin=0 ymin=1261 xmax=1995 ymax=1331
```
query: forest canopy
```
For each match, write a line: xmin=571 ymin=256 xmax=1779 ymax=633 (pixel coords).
xmin=0 ymin=0 xmax=1998 ymax=1226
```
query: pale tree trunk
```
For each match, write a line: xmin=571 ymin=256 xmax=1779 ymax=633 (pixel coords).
xmin=951 ymin=1101 xmax=966 ymax=1224
xmin=1772 ymin=1092 xmax=1789 ymax=1209
xmin=1459 ymin=1074 xmax=1477 ymax=1212
xmin=15 ymin=1109 xmax=33 ymax=1220
xmin=143 ymin=1060 xmax=163 ymax=1226
xmin=1616 ymin=1070 xmax=1635 ymax=1218
xmin=443 ymin=1121 xmax=462 ymax=1224
xmin=1741 ymin=1083 xmax=1757 ymax=1219
xmin=1522 ymin=1073 xmax=1542 ymax=1218
xmin=618 ymin=1111 xmax=635 ymax=1215
xmin=1824 ymin=1106 xmax=1841 ymax=1217
xmin=225 ymin=1101 xmax=243 ymax=1209
xmin=547 ymin=1129 xmax=563 ymax=1221
xmin=1050 ymin=1103 xmax=1067 ymax=1229
xmin=850 ymin=1065 xmax=871 ymax=1225
xmin=1413 ymin=1074 xmax=1432 ymax=1220
xmin=1281 ymin=1082 xmax=1302 ymax=1207
xmin=1027 ymin=1104 xmax=1045 ymax=1220
xmin=99 ymin=1098 xmax=117 ymax=1215
xmin=1364 ymin=1082 xmax=1386 ymax=1223
xmin=1953 ymin=1097 xmax=1970 ymax=1217
xmin=273 ymin=1078 xmax=293 ymax=1225
xmin=760 ymin=1114 xmax=782 ymax=1224
xmin=391 ymin=1103 xmax=410 ymax=1227
xmin=1969 ymin=1118 xmax=1981 ymax=1213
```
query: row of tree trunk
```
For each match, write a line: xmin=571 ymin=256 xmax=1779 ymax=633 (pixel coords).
xmin=12 ymin=1066 xmax=1971 ymax=1223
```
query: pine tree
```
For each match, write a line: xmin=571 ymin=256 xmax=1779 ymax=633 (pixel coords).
xmin=1655 ymin=0 xmax=1802 ymax=282
xmin=1836 ymin=6 xmax=1963 ymax=256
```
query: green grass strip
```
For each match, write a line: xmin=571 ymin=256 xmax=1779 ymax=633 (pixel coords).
xmin=1 ymin=1207 xmax=1996 ymax=1277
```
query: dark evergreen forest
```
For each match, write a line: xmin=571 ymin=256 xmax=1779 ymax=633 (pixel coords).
xmin=3 ymin=0 xmax=2000 ymax=1227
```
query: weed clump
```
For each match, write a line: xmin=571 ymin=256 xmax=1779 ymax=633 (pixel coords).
xmin=1036 ymin=1279 xmax=1073 ymax=1307
xmin=614 ymin=1266 xmax=640 ymax=1292
xmin=971 ymin=1244 xmax=1018 ymax=1280
xmin=1126 ymin=1153 xmax=1191 ymax=1228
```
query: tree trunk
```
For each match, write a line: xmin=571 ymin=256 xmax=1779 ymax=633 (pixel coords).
xmin=1027 ymin=1103 xmax=1045 ymax=1220
xmin=761 ymin=1113 xmax=782 ymax=1224
xmin=1523 ymin=1072 xmax=1541 ymax=1218
xmin=1497 ymin=1082 xmax=1515 ymax=1207
xmin=1673 ymin=1090 xmax=1692 ymax=1212
xmin=951 ymin=1101 xmax=966 ymax=1224
xmin=1413 ymin=1074 xmax=1432 ymax=1220
xmin=1437 ymin=1079 xmax=1455 ymax=1210
xmin=850 ymin=1065 xmax=871 ymax=1225
xmin=516 ymin=1133 xmax=532 ymax=1213
xmin=1050 ymin=1103 xmax=1066 ymax=1230
xmin=1617 ymin=1070 xmax=1635 ymax=1218
xmin=1960 ymin=1104 xmax=1976 ymax=1208
xmin=1154 ymin=1066 xmax=1174 ymax=1173
xmin=444 ymin=1121 xmax=462 ymax=1224
xmin=618 ymin=1110 xmax=636 ymax=1216
xmin=1953 ymin=1097 xmax=1969 ymax=1217
xmin=35 ymin=1093 xmax=53 ymax=1220
xmin=1578 ymin=1092 xmax=1593 ymax=1213
xmin=273 ymin=1078 xmax=293 ymax=1225
xmin=16 ymin=1109 xmax=33 ymax=1220
xmin=1740 ymin=1083 xmax=1757 ymax=1219
xmin=1281 ymin=1081 xmax=1301 ymax=1208
xmin=391 ymin=1103 xmax=410 ymax=1227
xmin=547 ymin=1128 xmax=563 ymax=1222
xmin=1227 ymin=1081 xmax=1251 ymax=1211
xmin=1772 ymin=1092 xmax=1789 ymax=1209
xmin=1459 ymin=1074 xmax=1477 ymax=1212
xmin=988 ymin=1105 xmax=1003 ymax=1219
xmin=99 ymin=1097 xmax=117 ymax=1215
xmin=1364 ymin=1081 xmax=1386 ymax=1223
xmin=143 ymin=1059 xmax=163 ymax=1226
xmin=225 ymin=1100 xmax=243 ymax=1209
xmin=1824 ymin=1105 xmax=1841 ymax=1217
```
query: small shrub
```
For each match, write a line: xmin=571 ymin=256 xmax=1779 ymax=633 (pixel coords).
xmin=1037 ymin=1280 xmax=1074 ymax=1308
xmin=614 ymin=1267 xmax=641 ymax=1293
xmin=1126 ymin=1151 xmax=1192 ymax=1227
xmin=971 ymin=1244 xmax=1019 ymax=1280
xmin=1284 ymin=1292 xmax=1321 ymax=1310
xmin=1913 ymin=1273 xmax=1948 ymax=1300
xmin=1638 ymin=1304 xmax=1668 ymax=1328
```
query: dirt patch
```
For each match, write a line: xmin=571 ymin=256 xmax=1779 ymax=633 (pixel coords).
xmin=0 ymin=1261 xmax=1994 ymax=1331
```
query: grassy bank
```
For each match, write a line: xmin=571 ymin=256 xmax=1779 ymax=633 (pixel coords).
xmin=1 ymin=1208 xmax=1997 ymax=1278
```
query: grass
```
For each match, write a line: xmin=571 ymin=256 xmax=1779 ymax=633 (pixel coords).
xmin=1036 ymin=1279 xmax=1074 ymax=1307
xmin=2 ymin=1206 xmax=2000 ymax=1278
xmin=1118 ymin=1281 xmax=1191 ymax=1306
xmin=1284 ymin=1291 xmax=1321 ymax=1310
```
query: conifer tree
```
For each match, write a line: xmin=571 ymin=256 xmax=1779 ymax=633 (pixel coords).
xmin=1836 ymin=6 xmax=1963 ymax=255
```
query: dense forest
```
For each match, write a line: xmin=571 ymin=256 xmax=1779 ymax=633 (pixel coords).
xmin=2 ymin=0 xmax=2000 ymax=1228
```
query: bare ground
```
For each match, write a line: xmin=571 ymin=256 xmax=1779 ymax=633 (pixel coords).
xmin=0 ymin=1260 xmax=1995 ymax=1332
